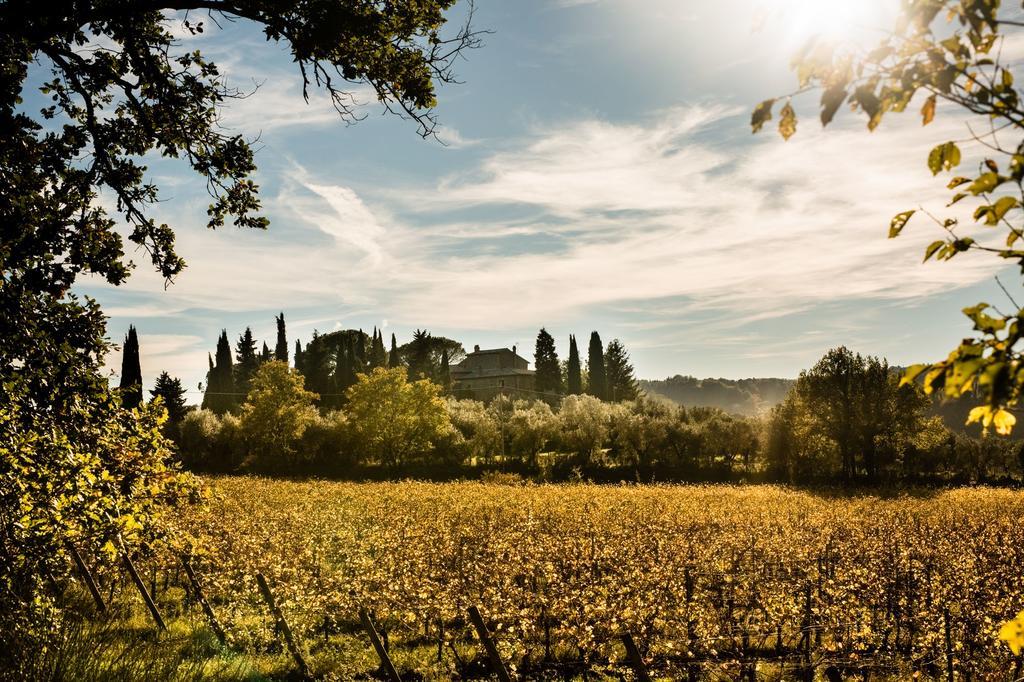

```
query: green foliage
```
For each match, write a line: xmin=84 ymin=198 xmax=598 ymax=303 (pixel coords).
xmin=755 ymin=0 xmax=1024 ymax=432
xmin=0 ymin=378 xmax=196 ymax=671
xmin=344 ymin=367 xmax=453 ymax=467
xmin=769 ymin=347 xmax=933 ymax=481
xmin=534 ymin=327 xmax=563 ymax=395
xmin=239 ymin=361 xmax=319 ymax=471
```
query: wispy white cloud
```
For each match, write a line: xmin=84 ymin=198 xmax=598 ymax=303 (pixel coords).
xmin=89 ymin=102 xmax=1007 ymax=389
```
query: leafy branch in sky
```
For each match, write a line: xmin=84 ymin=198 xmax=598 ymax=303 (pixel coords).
xmin=754 ymin=0 xmax=1024 ymax=435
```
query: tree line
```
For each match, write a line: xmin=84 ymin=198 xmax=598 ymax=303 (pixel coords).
xmin=129 ymin=315 xmax=1023 ymax=484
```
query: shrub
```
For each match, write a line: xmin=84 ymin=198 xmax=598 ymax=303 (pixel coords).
xmin=239 ymin=361 xmax=319 ymax=472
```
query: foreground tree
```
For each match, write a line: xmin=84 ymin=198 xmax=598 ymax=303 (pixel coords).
xmin=345 ymin=367 xmax=452 ymax=468
xmin=239 ymin=361 xmax=319 ymax=471
xmin=2 ymin=0 xmax=479 ymax=653
xmin=754 ymin=0 xmax=1024 ymax=433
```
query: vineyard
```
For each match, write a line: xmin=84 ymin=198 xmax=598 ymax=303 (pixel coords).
xmin=74 ymin=480 xmax=1024 ymax=680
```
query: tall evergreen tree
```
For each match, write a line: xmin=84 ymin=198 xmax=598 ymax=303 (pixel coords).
xmin=234 ymin=327 xmax=259 ymax=397
xmin=356 ymin=328 xmax=367 ymax=364
xmin=150 ymin=371 xmax=188 ymax=425
xmin=604 ymin=339 xmax=639 ymax=402
xmin=388 ymin=332 xmax=401 ymax=368
xmin=534 ymin=328 xmax=562 ymax=394
xmin=566 ymin=334 xmax=582 ymax=395
xmin=203 ymin=330 xmax=236 ymax=414
xmin=294 ymin=339 xmax=304 ymax=373
xmin=260 ymin=341 xmax=272 ymax=363
xmin=275 ymin=312 xmax=288 ymax=363
xmin=119 ymin=325 xmax=143 ymax=409
xmin=586 ymin=331 xmax=607 ymax=401
xmin=440 ymin=348 xmax=451 ymax=393
xmin=369 ymin=327 xmax=388 ymax=368
xmin=407 ymin=329 xmax=433 ymax=380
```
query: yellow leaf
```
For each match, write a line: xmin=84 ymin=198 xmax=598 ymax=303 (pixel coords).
xmin=999 ymin=611 xmax=1024 ymax=655
xmin=993 ymin=409 xmax=1016 ymax=435
xmin=921 ymin=93 xmax=936 ymax=125
xmin=966 ymin=405 xmax=990 ymax=425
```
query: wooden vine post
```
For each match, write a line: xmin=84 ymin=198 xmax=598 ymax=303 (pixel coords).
xmin=117 ymin=536 xmax=166 ymax=630
xmin=256 ymin=572 xmax=312 ymax=680
xmin=180 ymin=555 xmax=227 ymax=645
xmin=943 ymin=608 xmax=955 ymax=682
xmin=801 ymin=583 xmax=814 ymax=682
xmin=621 ymin=631 xmax=652 ymax=682
xmin=468 ymin=605 xmax=513 ymax=682
xmin=359 ymin=607 xmax=401 ymax=682
xmin=66 ymin=541 xmax=106 ymax=613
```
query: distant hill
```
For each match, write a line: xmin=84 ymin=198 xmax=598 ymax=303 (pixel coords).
xmin=639 ymin=375 xmax=794 ymax=416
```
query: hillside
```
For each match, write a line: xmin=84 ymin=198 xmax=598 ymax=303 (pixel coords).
xmin=640 ymin=375 xmax=794 ymax=415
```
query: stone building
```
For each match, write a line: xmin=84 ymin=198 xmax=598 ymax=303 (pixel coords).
xmin=451 ymin=345 xmax=535 ymax=402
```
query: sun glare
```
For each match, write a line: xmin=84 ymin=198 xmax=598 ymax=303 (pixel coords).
xmin=756 ymin=0 xmax=894 ymax=49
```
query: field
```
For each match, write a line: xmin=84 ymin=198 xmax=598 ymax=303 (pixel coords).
xmin=66 ymin=479 xmax=1024 ymax=680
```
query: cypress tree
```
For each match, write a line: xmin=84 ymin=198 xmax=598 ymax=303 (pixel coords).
xmin=533 ymin=327 xmax=562 ymax=394
xmin=566 ymin=334 xmax=582 ymax=395
xmin=119 ymin=325 xmax=143 ymax=409
xmin=586 ymin=331 xmax=607 ymax=401
xmin=388 ymin=332 xmax=400 ymax=368
xmin=604 ymin=339 xmax=639 ymax=402
xmin=260 ymin=341 xmax=271 ymax=363
xmin=440 ymin=348 xmax=451 ymax=393
xmin=275 ymin=312 xmax=288 ymax=362
xmin=203 ymin=330 xmax=236 ymax=414
xmin=294 ymin=339 xmax=304 ymax=372
xmin=234 ymin=327 xmax=259 ymax=397
xmin=369 ymin=327 xmax=387 ymax=368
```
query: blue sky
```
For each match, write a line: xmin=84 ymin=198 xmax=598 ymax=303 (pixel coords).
xmin=60 ymin=0 xmax=1024 ymax=396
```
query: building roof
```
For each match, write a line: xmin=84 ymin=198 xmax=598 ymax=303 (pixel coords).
xmin=458 ymin=346 xmax=531 ymax=365
xmin=451 ymin=367 xmax=535 ymax=378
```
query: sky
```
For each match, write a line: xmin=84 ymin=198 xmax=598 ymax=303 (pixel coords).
xmin=55 ymin=0 xmax=1024 ymax=397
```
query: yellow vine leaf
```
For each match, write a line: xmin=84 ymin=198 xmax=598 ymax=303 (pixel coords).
xmin=1000 ymin=610 xmax=1024 ymax=655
